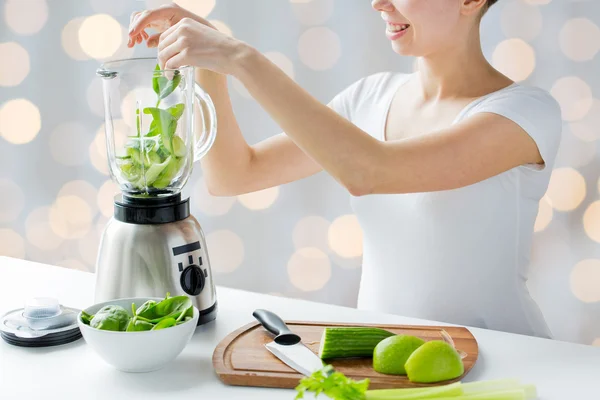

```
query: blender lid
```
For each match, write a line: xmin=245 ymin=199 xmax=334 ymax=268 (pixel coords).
xmin=0 ymin=303 xmax=82 ymax=348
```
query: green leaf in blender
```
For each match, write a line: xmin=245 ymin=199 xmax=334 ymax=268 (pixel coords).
xmin=167 ymin=103 xmax=185 ymax=120
xmin=153 ymin=156 xmax=185 ymax=189
xmin=152 ymin=63 xmax=182 ymax=104
xmin=172 ymin=136 xmax=187 ymax=158
xmin=140 ymin=156 xmax=173 ymax=186
xmin=89 ymin=305 xmax=131 ymax=332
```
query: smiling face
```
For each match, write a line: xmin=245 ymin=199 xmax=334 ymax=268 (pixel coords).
xmin=371 ymin=0 xmax=487 ymax=57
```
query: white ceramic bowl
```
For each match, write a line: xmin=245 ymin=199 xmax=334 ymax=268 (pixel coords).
xmin=78 ymin=297 xmax=199 ymax=373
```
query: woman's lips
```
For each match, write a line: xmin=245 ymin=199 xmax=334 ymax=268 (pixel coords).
xmin=386 ymin=23 xmax=410 ymax=40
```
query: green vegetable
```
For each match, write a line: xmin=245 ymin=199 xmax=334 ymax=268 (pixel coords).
xmin=117 ymin=63 xmax=187 ymax=193
xmin=152 ymin=317 xmax=177 ymax=330
xmin=372 ymin=335 xmax=425 ymax=375
xmin=318 ymin=327 xmax=395 ymax=360
xmin=126 ymin=317 xmax=154 ymax=332
xmin=80 ymin=311 xmax=94 ymax=325
xmin=150 ymin=295 xmax=193 ymax=323
xmin=295 ymin=365 xmax=369 ymax=400
xmin=135 ymin=300 xmax=158 ymax=319
xmin=296 ymin=366 xmax=538 ymax=400
xmin=89 ymin=305 xmax=130 ymax=332
xmin=152 ymin=63 xmax=182 ymax=104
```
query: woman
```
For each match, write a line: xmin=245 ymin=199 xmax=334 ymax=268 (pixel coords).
xmin=129 ymin=0 xmax=562 ymax=338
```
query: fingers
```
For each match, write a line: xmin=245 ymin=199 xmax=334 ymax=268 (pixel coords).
xmin=129 ymin=7 xmax=174 ymax=37
xmin=147 ymin=33 xmax=162 ymax=48
xmin=163 ymin=50 xmax=188 ymax=71
xmin=158 ymin=39 xmax=184 ymax=69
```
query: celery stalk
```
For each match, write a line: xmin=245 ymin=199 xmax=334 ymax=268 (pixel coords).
xmin=366 ymin=382 xmax=463 ymax=399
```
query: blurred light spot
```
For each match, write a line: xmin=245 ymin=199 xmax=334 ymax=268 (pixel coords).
xmin=555 ymin=129 xmax=595 ymax=168
xmin=193 ymin=178 xmax=236 ymax=216
xmin=545 ymin=168 xmax=586 ymax=212
xmin=298 ymin=27 xmax=341 ymax=71
xmin=210 ymin=20 xmax=233 ymax=37
xmin=78 ymin=228 xmax=101 ymax=267
xmin=26 ymin=207 xmax=64 ymax=250
xmin=174 ymin=0 xmax=215 ymax=17
xmin=0 ymin=42 xmax=30 ymax=87
xmin=500 ymin=1 xmax=542 ymax=41
xmin=87 ymin=78 xmax=105 ymax=117
xmin=238 ymin=187 xmax=280 ymax=210
xmin=0 ymin=99 xmax=41 ymax=144
xmin=559 ymin=18 xmax=600 ymax=62
xmin=0 ymin=229 xmax=25 ymax=259
xmin=49 ymin=196 xmax=93 ymax=239
xmin=534 ymin=196 xmax=553 ymax=232
xmin=287 ymin=247 xmax=332 ymax=291
xmin=57 ymin=259 xmax=89 ymax=272
xmin=62 ymin=17 xmax=90 ymax=61
xmin=593 ymin=338 xmax=600 ymax=347
xmin=265 ymin=52 xmax=295 ymax=80
xmin=90 ymin=0 xmax=127 ymax=16
xmin=50 ymin=122 xmax=92 ymax=166
xmin=0 ymin=179 xmax=24 ymax=223
xmin=96 ymin=119 xmax=130 ymax=157
xmin=58 ymin=180 xmax=99 ymax=217
xmin=328 ymin=214 xmax=363 ymax=258
xmin=584 ymin=201 xmax=600 ymax=243
xmin=78 ymin=14 xmax=122 ymax=59
xmin=570 ymin=259 xmax=600 ymax=303
xmin=97 ymin=180 xmax=119 ymax=218
xmin=551 ymin=77 xmax=593 ymax=122
xmin=206 ymin=230 xmax=245 ymax=273
xmin=569 ymin=99 xmax=600 ymax=142
xmin=145 ymin=0 xmax=172 ymax=7
xmin=491 ymin=39 xmax=535 ymax=82
xmin=292 ymin=0 xmax=334 ymax=25
xmin=4 ymin=0 xmax=48 ymax=35
xmin=121 ymin=87 xmax=157 ymax=127
xmin=293 ymin=216 xmax=330 ymax=252
xmin=89 ymin=136 xmax=110 ymax=175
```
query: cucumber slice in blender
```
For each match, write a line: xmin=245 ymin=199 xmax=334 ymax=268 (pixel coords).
xmin=153 ymin=157 xmax=185 ymax=189
xmin=143 ymin=156 xmax=172 ymax=186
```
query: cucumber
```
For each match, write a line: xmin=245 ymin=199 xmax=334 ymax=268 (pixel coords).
xmin=318 ymin=327 xmax=395 ymax=360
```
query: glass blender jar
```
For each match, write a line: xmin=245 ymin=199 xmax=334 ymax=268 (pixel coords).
xmin=97 ymin=57 xmax=216 ymax=196
xmin=94 ymin=58 xmax=218 ymax=325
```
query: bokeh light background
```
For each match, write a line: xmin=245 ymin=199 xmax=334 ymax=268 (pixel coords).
xmin=1 ymin=0 xmax=599 ymax=345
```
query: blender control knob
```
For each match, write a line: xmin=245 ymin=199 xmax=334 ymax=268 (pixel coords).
xmin=180 ymin=265 xmax=205 ymax=296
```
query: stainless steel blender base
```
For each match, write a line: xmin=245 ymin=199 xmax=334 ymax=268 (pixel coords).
xmin=95 ymin=215 xmax=217 ymax=325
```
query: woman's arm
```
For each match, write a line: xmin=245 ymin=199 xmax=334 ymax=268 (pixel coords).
xmin=157 ymin=18 xmax=544 ymax=196
xmin=196 ymin=70 xmax=321 ymax=196
xmin=234 ymin=48 xmax=544 ymax=195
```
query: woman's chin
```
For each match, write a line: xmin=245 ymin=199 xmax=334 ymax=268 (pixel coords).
xmin=391 ymin=43 xmax=414 ymax=57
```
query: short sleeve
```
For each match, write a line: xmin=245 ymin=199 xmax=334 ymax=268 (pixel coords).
xmin=327 ymin=77 xmax=369 ymax=122
xmin=473 ymin=86 xmax=563 ymax=171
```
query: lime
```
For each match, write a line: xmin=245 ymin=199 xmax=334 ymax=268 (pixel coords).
xmin=372 ymin=335 xmax=425 ymax=375
xmin=405 ymin=340 xmax=464 ymax=383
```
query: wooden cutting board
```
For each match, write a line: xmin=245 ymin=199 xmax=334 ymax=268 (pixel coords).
xmin=213 ymin=320 xmax=479 ymax=390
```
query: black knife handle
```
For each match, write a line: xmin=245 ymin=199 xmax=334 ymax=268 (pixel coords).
xmin=252 ymin=309 xmax=301 ymax=345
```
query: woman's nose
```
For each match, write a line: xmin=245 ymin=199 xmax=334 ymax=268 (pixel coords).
xmin=371 ymin=0 xmax=395 ymax=12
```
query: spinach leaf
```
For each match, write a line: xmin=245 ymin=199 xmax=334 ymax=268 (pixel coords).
xmin=148 ymin=295 xmax=193 ymax=323
xmin=135 ymin=300 xmax=159 ymax=320
xmin=167 ymin=103 xmax=185 ymax=120
xmin=80 ymin=311 xmax=94 ymax=325
xmin=152 ymin=63 xmax=182 ymax=103
xmin=152 ymin=317 xmax=177 ymax=330
xmin=126 ymin=317 xmax=154 ymax=332
xmin=90 ymin=305 xmax=130 ymax=331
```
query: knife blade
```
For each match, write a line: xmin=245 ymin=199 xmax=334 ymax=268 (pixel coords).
xmin=253 ymin=309 xmax=324 ymax=376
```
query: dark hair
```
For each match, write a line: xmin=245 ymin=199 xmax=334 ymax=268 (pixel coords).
xmin=487 ymin=0 xmax=498 ymax=8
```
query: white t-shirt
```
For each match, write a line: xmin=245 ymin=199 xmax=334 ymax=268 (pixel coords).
xmin=329 ymin=72 xmax=562 ymax=338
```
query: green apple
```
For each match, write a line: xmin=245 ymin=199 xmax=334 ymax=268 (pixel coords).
xmin=405 ymin=340 xmax=464 ymax=383
xmin=372 ymin=335 xmax=425 ymax=375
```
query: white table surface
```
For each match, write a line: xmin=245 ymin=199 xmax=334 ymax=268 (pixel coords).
xmin=0 ymin=256 xmax=599 ymax=399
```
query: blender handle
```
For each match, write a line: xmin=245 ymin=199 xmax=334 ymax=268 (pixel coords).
xmin=193 ymin=84 xmax=218 ymax=162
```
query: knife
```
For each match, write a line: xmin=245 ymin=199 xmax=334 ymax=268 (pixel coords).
xmin=253 ymin=309 xmax=324 ymax=376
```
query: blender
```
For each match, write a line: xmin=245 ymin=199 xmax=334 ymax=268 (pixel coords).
xmin=95 ymin=58 xmax=218 ymax=325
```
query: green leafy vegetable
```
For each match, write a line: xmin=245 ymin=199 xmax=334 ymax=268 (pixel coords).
xmin=80 ymin=311 xmax=94 ymax=325
xmin=152 ymin=317 xmax=177 ymax=330
xmin=295 ymin=365 xmax=369 ymax=400
xmin=89 ymin=305 xmax=130 ymax=332
xmin=152 ymin=64 xmax=182 ymax=104
xmin=126 ymin=317 xmax=154 ymax=332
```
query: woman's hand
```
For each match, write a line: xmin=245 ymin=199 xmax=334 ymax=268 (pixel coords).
xmin=128 ymin=2 xmax=216 ymax=48
xmin=156 ymin=18 xmax=246 ymax=74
